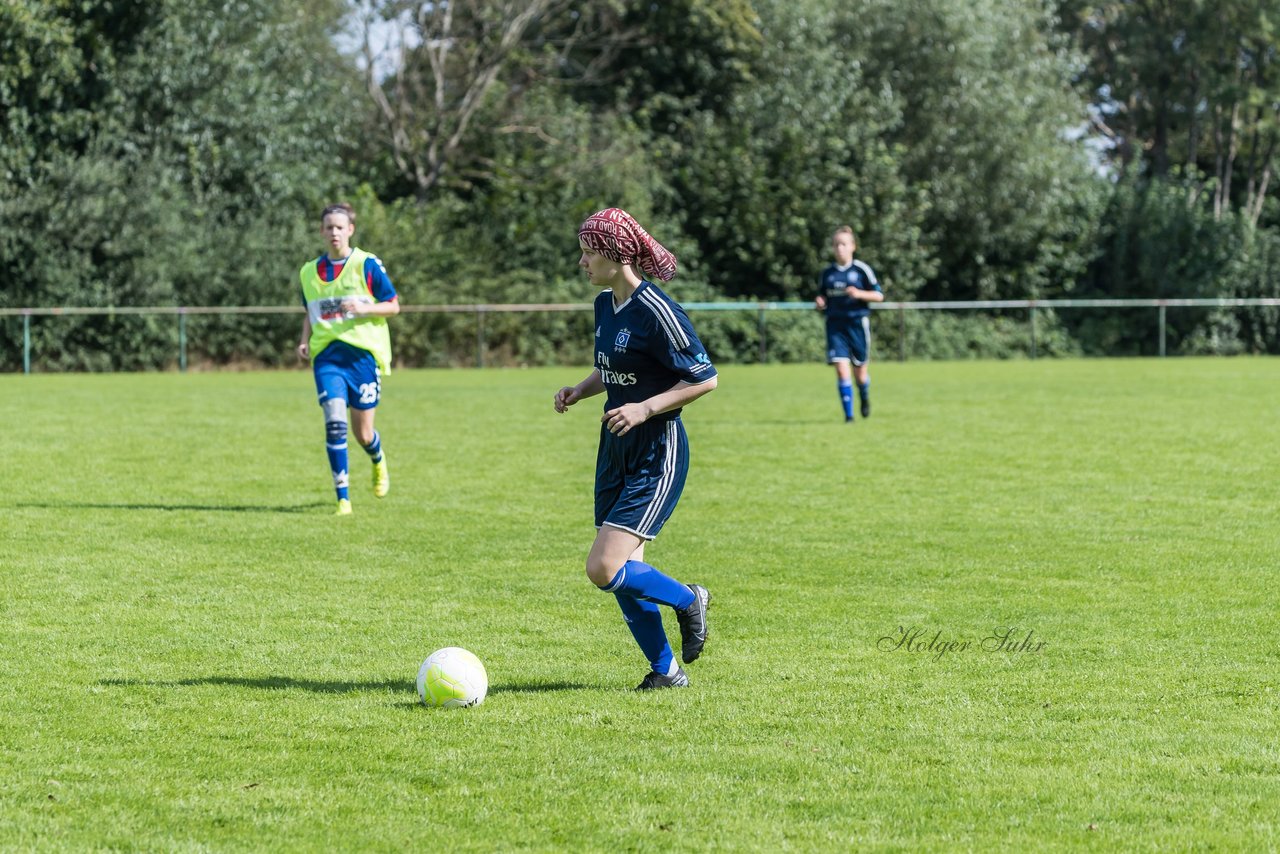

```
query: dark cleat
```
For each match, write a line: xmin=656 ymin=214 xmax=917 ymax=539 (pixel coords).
xmin=635 ymin=668 xmax=689 ymax=690
xmin=675 ymin=584 xmax=710 ymax=663
xmin=845 ymin=415 xmax=854 ymax=423
xmin=860 ymin=398 xmax=871 ymax=418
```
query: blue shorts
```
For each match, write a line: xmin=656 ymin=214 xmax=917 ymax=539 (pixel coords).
xmin=595 ymin=417 xmax=689 ymax=541
xmin=313 ymin=344 xmax=381 ymax=410
xmin=826 ymin=315 xmax=872 ymax=366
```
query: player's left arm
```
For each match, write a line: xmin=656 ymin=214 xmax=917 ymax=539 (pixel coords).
xmin=602 ymin=378 xmax=717 ymax=435
xmin=641 ymin=377 xmax=718 ymax=419
xmin=346 ymin=298 xmax=400 ymax=317
xmin=604 ymin=305 xmax=718 ymax=435
xmin=846 ymin=262 xmax=884 ymax=302
xmin=343 ymin=256 xmax=402 ymax=317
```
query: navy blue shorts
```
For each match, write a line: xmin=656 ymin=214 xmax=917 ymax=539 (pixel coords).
xmin=826 ymin=316 xmax=871 ymax=366
xmin=313 ymin=346 xmax=381 ymax=410
xmin=595 ymin=417 xmax=689 ymax=541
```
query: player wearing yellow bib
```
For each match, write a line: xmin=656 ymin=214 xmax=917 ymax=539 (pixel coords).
xmin=296 ymin=202 xmax=400 ymax=515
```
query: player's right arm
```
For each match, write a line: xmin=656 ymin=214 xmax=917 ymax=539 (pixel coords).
xmin=554 ymin=369 xmax=605 ymax=413
xmin=815 ymin=272 xmax=827 ymax=311
xmin=297 ymin=313 xmax=312 ymax=361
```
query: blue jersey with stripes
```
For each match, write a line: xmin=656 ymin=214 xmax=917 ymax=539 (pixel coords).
xmin=593 ymin=282 xmax=717 ymax=422
xmin=302 ymin=253 xmax=399 ymax=368
xmin=818 ymin=259 xmax=880 ymax=319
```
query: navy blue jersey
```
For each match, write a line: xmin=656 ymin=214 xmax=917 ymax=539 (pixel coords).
xmin=818 ymin=259 xmax=880 ymax=319
xmin=593 ymin=282 xmax=717 ymax=422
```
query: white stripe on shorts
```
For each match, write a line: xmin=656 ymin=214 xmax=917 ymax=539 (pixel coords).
xmin=853 ymin=315 xmax=871 ymax=366
xmin=636 ymin=420 xmax=679 ymax=535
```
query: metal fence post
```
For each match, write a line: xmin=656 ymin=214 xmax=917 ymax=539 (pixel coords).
xmin=1029 ymin=304 xmax=1037 ymax=360
xmin=179 ymin=309 xmax=188 ymax=373
xmin=757 ymin=304 xmax=767 ymax=363
xmin=898 ymin=305 xmax=906 ymax=362
xmin=476 ymin=307 xmax=486 ymax=368
xmin=23 ymin=312 xmax=31 ymax=374
xmin=1158 ymin=303 xmax=1166 ymax=357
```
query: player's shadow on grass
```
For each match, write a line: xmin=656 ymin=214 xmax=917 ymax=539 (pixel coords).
xmin=101 ymin=677 xmax=599 ymax=701
xmin=100 ymin=676 xmax=414 ymax=694
xmin=20 ymin=501 xmax=329 ymax=514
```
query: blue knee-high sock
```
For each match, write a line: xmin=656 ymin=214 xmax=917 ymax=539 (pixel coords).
xmin=857 ymin=381 xmax=870 ymax=401
xmin=612 ymin=593 xmax=676 ymax=676
xmin=603 ymin=560 xmax=695 ymax=610
xmin=325 ymin=420 xmax=350 ymax=501
xmin=838 ymin=379 xmax=854 ymax=419
xmin=361 ymin=429 xmax=383 ymax=463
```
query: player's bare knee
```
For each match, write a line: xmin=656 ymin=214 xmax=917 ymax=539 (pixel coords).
xmin=585 ymin=557 xmax=618 ymax=588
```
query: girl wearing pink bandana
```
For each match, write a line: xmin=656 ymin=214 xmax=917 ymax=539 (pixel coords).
xmin=554 ymin=208 xmax=719 ymax=691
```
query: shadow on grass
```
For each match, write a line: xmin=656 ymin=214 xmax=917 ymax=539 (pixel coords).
xmin=100 ymin=677 xmax=599 ymax=695
xmin=19 ymin=501 xmax=328 ymax=514
xmin=392 ymin=681 xmax=601 ymax=710
xmin=100 ymin=676 xmax=413 ymax=693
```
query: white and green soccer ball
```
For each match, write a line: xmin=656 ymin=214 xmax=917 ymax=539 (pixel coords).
xmin=416 ymin=647 xmax=488 ymax=708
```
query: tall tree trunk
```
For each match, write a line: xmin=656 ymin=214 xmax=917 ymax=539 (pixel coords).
xmin=1213 ymin=103 xmax=1226 ymax=219
xmin=1221 ymin=100 xmax=1240 ymax=220
xmin=1186 ymin=68 xmax=1200 ymax=173
xmin=1249 ymin=159 xmax=1272 ymax=227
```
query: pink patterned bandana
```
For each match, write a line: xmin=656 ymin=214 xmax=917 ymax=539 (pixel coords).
xmin=578 ymin=208 xmax=678 ymax=282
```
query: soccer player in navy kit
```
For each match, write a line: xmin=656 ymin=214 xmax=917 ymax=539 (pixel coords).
xmin=296 ymin=202 xmax=400 ymax=515
xmin=554 ymin=208 xmax=716 ymax=690
xmin=815 ymin=226 xmax=883 ymax=421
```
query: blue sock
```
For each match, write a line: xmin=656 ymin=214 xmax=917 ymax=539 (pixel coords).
xmin=838 ymin=379 xmax=854 ymax=419
xmin=361 ymin=430 xmax=383 ymax=463
xmin=858 ymin=381 xmax=870 ymax=401
xmin=603 ymin=560 xmax=695 ymax=610
xmin=613 ymin=593 xmax=675 ymax=675
xmin=325 ymin=420 xmax=350 ymax=501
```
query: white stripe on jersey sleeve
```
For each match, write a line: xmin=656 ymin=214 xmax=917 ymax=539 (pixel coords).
xmin=637 ymin=288 xmax=691 ymax=349
xmin=853 ymin=259 xmax=878 ymax=286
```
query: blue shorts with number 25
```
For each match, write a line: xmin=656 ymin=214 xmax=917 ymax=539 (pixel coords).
xmin=313 ymin=343 xmax=381 ymax=410
xmin=595 ymin=416 xmax=689 ymax=541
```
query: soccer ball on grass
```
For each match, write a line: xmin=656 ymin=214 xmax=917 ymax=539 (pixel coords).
xmin=416 ymin=647 xmax=488 ymax=708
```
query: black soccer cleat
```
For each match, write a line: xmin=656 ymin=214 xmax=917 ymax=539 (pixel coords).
xmin=675 ymin=584 xmax=710 ymax=664
xmin=860 ymin=398 xmax=871 ymax=418
xmin=635 ymin=667 xmax=689 ymax=691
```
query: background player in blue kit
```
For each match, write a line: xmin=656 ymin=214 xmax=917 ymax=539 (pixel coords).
xmin=296 ymin=202 xmax=400 ymax=515
xmin=554 ymin=208 xmax=717 ymax=691
xmin=815 ymin=225 xmax=884 ymax=421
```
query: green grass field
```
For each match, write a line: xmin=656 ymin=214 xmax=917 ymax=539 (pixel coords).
xmin=3 ymin=359 xmax=1278 ymax=851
